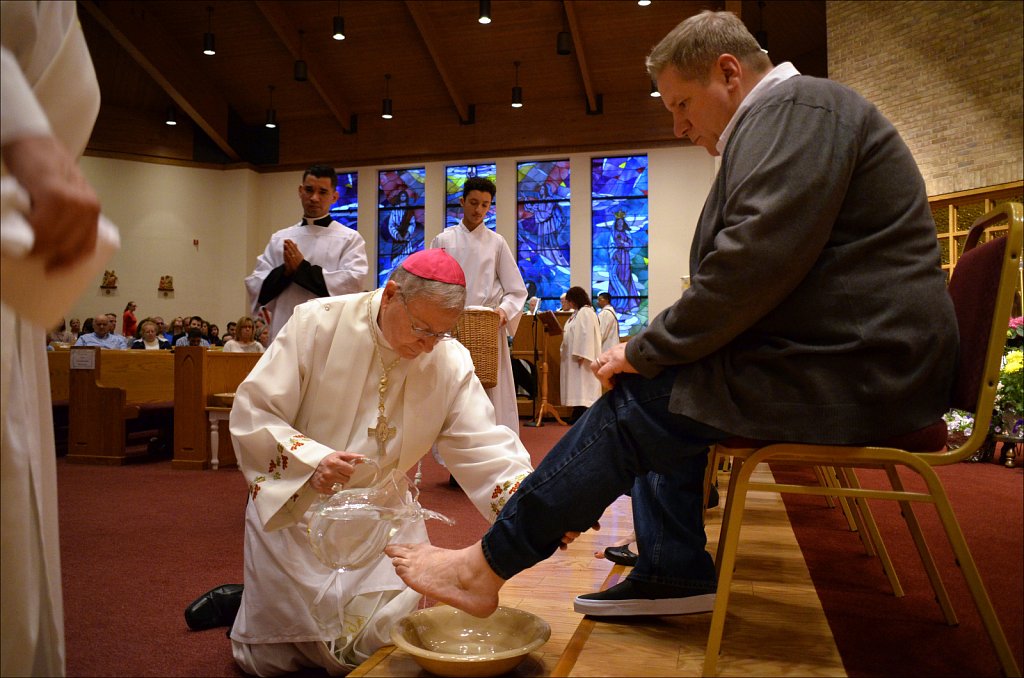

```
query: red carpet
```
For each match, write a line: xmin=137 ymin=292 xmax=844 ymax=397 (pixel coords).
xmin=56 ymin=424 xmax=1021 ymax=676
xmin=774 ymin=462 xmax=1023 ymax=677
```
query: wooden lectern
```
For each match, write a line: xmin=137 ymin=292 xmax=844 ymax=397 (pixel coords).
xmin=512 ymin=311 xmax=567 ymax=426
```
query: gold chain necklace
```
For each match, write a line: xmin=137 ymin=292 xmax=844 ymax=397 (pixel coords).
xmin=366 ymin=293 xmax=401 ymax=459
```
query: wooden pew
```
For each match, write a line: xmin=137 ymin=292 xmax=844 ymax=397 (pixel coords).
xmin=48 ymin=350 xmax=71 ymax=456
xmin=48 ymin=349 xmax=70 ymax=405
xmin=67 ymin=347 xmax=175 ymax=464
xmin=173 ymin=346 xmax=262 ymax=470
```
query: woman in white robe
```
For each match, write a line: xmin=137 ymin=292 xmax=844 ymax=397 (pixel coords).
xmin=1 ymin=4 xmax=115 ymax=675
xmin=559 ymin=287 xmax=603 ymax=411
xmin=229 ymin=260 xmax=533 ymax=675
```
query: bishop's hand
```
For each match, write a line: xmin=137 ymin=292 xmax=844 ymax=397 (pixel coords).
xmin=310 ymin=451 xmax=366 ymax=494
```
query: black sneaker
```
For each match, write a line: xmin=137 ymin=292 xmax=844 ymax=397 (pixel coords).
xmin=574 ymin=579 xmax=715 ymax=616
xmin=706 ymin=483 xmax=720 ymax=509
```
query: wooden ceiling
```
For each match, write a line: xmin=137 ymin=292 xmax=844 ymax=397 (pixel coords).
xmin=78 ymin=0 xmax=826 ymax=171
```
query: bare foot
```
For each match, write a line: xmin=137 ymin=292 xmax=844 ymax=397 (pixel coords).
xmin=386 ymin=542 xmax=504 ymax=618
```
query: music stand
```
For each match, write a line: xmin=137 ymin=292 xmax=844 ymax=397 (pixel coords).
xmin=528 ymin=311 xmax=567 ymax=427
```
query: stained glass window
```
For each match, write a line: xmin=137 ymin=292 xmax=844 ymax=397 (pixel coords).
xmin=516 ymin=160 xmax=570 ymax=311
xmin=328 ymin=171 xmax=359 ymax=230
xmin=445 ymin=164 xmax=497 ymax=230
xmin=377 ymin=167 xmax=426 ymax=286
xmin=591 ymin=155 xmax=649 ymax=336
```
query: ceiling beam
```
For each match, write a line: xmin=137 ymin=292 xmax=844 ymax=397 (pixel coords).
xmin=253 ymin=0 xmax=356 ymax=134
xmin=78 ymin=0 xmax=241 ymax=161
xmin=403 ymin=1 xmax=473 ymax=124
xmin=563 ymin=0 xmax=599 ymax=114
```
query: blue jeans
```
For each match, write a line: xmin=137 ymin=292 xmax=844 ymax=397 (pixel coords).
xmin=482 ymin=367 xmax=728 ymax=591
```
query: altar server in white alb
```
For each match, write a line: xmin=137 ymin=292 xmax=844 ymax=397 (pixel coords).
xmin=2 ymin=2 xmax=120 ymax=675
xmin=245 ymin=164 xmax=368 ymax=342
xmin=560 ymin=286 xmax=603 ymax=413
xmin=596 ymin=292 xmax=620 ymax=353
xmin=228 ymin=249 xmax=533 ymax=675
xmin=429 ymin=176 xmax=528 ymax=433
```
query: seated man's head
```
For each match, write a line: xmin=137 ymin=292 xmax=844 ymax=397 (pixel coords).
xmin=379 ymin=250 xmax=466 ymax=360
xmin=92 ymin=315 xmax=111 ymax=337
xmin=187 ymin=327 xmax=204 ymax=346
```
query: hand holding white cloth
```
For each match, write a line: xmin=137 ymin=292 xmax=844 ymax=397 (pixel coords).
xmin=1 ymin=175 xmax=119 ymax=329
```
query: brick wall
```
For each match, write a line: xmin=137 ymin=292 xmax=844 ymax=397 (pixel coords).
xmin=827 ymin=1 xmax=1023 ymax=196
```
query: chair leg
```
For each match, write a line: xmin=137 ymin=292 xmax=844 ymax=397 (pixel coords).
xmin=838 ymin=468 xmax=904 ymax=597
xmin=884 ymin=465 xmax=956 ymax=624
xmin=714 ymin=456 xmax=745 ymax=579
xmin=823 ymin=466 xmax=860 ymax=533
xmin=813 ymin=465 xmax=837 ymax=508
xmin=703 ymin=453 xmax=755 ymax=676
xmin=916 ymin=466 xmax=1021 ymax=677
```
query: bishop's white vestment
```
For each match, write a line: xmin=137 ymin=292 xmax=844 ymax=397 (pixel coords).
xmin=598 ymin=305 xmax=619 ymax=353
xmin=560 ymin=306 xmax=603 ymax=407
xmin=229 ymin=290 xmax=533 ymax=674
xmin=244 ymin=220 xmax=368 ymax=342
xmin=1 ymin=3 xmax=113 ymax=675
xmin=430 ymin=222 xmax=527 ymax=433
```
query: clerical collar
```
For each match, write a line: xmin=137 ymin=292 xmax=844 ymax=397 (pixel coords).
xmin=302 ymin=214 xmax=334 ymax=227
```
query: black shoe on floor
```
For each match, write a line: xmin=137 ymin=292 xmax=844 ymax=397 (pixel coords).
xmin=185 ymin=584 xmax=244 ymax=631
xmin=603 ymin=545 xmax=638 ymax=567
xmin=449 ymin=473 xmax=460 ymax=488
xmin=574 ymin=579 xmax=715 ymax=617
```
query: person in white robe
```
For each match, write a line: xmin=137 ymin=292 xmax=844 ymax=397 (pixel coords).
xmin=596 ymin=292 xmax=620 ymax=353
xmin=228 ymin=249 xmax=533 ymax=675
xmin=560 ymin=287 xmax=603 ymax=410
xmin=429 ymin=176 xmax=527 ymax=434
xmin=1 ymin=2 xmax=119 ymax=675
xmin=245 ymin=164 xmax=368 ymax=343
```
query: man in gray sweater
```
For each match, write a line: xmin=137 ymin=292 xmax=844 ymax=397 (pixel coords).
xmin=386 ymin=10 xmax=957 ymax=618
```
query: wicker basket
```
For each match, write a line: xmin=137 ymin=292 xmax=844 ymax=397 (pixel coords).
xmin=453 ymin=308 xmax=500 ymax=389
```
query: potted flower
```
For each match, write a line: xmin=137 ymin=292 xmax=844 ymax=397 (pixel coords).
xmin=994 ymin=345 xmax=1023 ymax=439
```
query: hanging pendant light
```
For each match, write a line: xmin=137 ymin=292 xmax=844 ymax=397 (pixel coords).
xmin=381 ymin=74 xmax=393 ymax=119
xmin=265 ymin=85 xmax=277 ymax=129
xmin=478 ymin=0 xmax=491 ymax=24
xmin=203 ymin=6 xmax=216 ymax=55
xmin=332 ymin=2 xmax=346 ymax=40
xmin=556 ymin=31 xmax=571 ymax=55
xmin=511 ymin=61 xmax=523 ymax=108
xmin=165 ymin=106 xmax=178 ymax=126
xmin=294 ymin=30 xmax=308 ymax=82
xmin=649 ymin=80 xmax=660 ymax=98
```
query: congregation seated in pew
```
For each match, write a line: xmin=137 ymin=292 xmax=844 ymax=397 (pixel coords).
xmin=75 ymin=314 xmax=127 ymax=349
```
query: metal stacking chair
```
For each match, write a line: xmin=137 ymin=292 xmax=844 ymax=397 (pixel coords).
xmin=703 ymin=203 xmax=1022 ymax=677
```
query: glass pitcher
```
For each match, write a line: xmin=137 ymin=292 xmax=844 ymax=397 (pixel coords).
xmin=307 ymin=457 xmax=455 ymax=571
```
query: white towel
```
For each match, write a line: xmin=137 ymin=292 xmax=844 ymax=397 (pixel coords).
xmin=0 ymin=176 xmax=119 ymax=329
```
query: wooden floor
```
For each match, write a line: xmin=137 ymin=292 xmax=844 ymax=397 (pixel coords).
xmin=352 ymin=464 xmax=847 ymax=677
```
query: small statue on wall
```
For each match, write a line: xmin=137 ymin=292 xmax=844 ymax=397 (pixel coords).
xmin=100 ymin=270 xmax=118 ymax=289
xmin=158 ymin=275 xmax=174 ymax=292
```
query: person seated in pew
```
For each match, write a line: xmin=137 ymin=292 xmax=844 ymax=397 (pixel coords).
xmin=75 ymin=314 xmax=127 ymax=349
xmin=384 ymin=10 xmax=957 ymax=620
xmin=184 ymin=249 xmax=535 ymax=675
xmin=175 ymin=317 xmax=210 ymax=348
xmin=222 ymin=316 xmax=264 ymax=354
xmin=130 ymin=320 xmax=170 ymax=350
xmin=208 ymin=324 xmax=224 ymax=347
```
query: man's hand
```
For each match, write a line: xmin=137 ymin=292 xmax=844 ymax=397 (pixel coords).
xmin=2 ymin=135 xmax=100 ymax=272
xmin=495 ymin=308 xmax=508 ymax=328
xmin=283 ymin=239 xmax=305 ymax=275
xmin=591 ymin=342 xmax=639 ymax=389
xmin=309 ymin=451 xmax=366 ymax=494
xmin=558 ymin=522 xmax=601 ymax=551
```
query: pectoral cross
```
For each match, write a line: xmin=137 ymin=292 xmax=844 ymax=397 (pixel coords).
xmin=368 ymin=413 xmax=396 ymax=458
